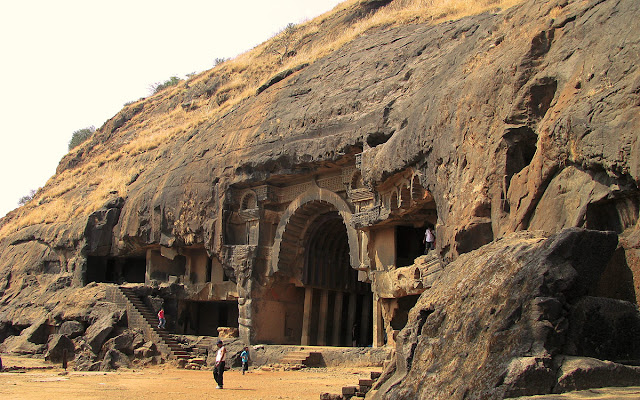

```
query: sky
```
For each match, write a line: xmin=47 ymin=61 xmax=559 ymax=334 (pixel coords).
xmin=0 ymin=0 xmax=345 ymax=219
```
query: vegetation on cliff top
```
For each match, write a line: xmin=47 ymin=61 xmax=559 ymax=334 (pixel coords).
xmin=0 ymin=0 xmax=521 ymax=237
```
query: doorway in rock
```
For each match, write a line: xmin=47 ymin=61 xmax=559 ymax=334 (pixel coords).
xmin=396 ymin=226 xmax=426 ymax=267
xmin=86 ymin=256 xmax=146 ymax=284
xmin=177 ymin=300 xmax=239 ymax=336
xmin=300 ymin=211 xmax=373 ymax=347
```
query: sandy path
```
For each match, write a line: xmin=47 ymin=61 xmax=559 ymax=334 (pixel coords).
xmin=3 ymin=356 xmax=640 ymax=399
xmin=0 ymin=356 xmax=373 ymax=400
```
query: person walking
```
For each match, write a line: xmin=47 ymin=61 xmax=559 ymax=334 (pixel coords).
xmin=241 ymin=346 xmax=250 ymax=375
xmin=423 ymin=225 xmax=435 ymax=254
xmin=213 ymin=340 xmax=227 ymax=389
xmin=157 ymin=307 xmax=166 ymax=329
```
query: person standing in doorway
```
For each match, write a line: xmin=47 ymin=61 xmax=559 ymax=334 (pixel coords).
xmin=213 ymin=340 xmax=227 ymax=389
xmin=241 ymin=346 xmax=250 ymax=375
xmin=424 ymin=225 xmax=435 ymax=254
xmin=157 ymin=307 xmax=166 ymax=329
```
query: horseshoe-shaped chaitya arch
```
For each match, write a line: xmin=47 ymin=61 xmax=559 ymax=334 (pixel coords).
xmin=269 ymin=185 xmax=360 ymax=277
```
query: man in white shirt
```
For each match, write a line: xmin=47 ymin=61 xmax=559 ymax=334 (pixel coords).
xmin=424 ymin=226 xmax=435 ymax=254
xmin=213 ymin=340 xmax=227 ymax=389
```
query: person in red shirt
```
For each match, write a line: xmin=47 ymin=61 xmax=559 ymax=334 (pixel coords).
xmin=157 ymin=308 xmax=166 ymax=329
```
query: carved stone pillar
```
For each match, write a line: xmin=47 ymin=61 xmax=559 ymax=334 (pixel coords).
xmin=360 ymin=294 xmax=371 ymax=346
xmin=318 ymin=289 xmax=329 ymax=346
xmin=373 ymin=294 xmax=384 ymax=347
xmin=346 ymin=292 xmax=357 ymax=346
xmin=301 ymin=287 xmax=314 ymax=345
xmin=332 ymin=291 xmax=344 ymax=346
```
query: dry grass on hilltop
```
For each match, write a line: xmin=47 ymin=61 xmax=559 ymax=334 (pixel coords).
xmin=0 ymin=0 xmax=522 ymax=237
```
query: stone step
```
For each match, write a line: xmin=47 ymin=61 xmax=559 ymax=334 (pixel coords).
xmin=281 ymin=351 xmax=322 ymax=367
xmin=117 ymin=286 xmax=196 ymax=363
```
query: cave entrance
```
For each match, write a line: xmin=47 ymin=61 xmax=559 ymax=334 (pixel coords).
xmin=177 ymin=300 xmax=239 ymax=336
xmin=266 ymin=188 xmax=370 ymax=347
xmin=300 ymin=211 xmax=373 ymax=347
xmin=396 ymin=226 xmax=427 ymax=267
xmin=86 ymin=256 xmax=146 ymax=284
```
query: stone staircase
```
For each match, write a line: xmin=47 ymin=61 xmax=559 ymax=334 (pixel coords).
xmin=280 ymin=350 xmax=323 ymax=367
xmin=422 ymin=254 xmax=444 ymax=284
xmin=321 ymin=371 xmax=382 ymax=400
xmin=107 ymin=286 xmax=193 ymax=361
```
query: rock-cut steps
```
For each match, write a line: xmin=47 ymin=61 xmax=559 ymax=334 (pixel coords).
xmin=321 ymin=371 xmax=382 ymax=400
xmin=109 ymin=286 xmax=193 ymax=360
xmin=280 ymin=350 xmax=323 ymax=367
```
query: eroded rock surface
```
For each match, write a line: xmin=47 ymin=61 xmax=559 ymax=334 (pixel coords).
xmin=0 ymin=0 xmax=638 ymax=395
xmin=374 ymin=229 xmax=639 ymax=399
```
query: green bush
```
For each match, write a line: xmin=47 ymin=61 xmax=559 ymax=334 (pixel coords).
xmin=150 ymin=76 xmax=182 ymax=94
xmin=68 ymin=126 xmax=96 ymax=150
xmin=18 ymin=189 xmax=37 ymax=206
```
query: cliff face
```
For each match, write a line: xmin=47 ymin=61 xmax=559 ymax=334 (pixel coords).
xmin=0 ymin=0 xmax=639 ymax=388
xmin=69 ymin=0 xmax=638 ymax=256
xmin=374 ymin=229 xmax=640 ymax=399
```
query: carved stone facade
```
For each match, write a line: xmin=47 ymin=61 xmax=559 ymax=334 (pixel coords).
xmin=217 ymin=153 xmax=439 ymax=346
xmin=81 ymin=151 xmax=441 ymax=347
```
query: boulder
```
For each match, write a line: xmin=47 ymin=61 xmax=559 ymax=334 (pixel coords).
xmin=20 ymin=317 xmax=49 ymax=344
xmin=0 ymin=317 xmax=49 ymax=355
xmin=45 ymin=334 xmax=75 ymax=362
xmin=133 ymin=342 xmax=158 ymax=358
xmin=374 ymin=229 xmax=636 ymax=399
xmin=87 ymin=302 xmax=124 ymax=325
xmin=320 ymin=394 xmax=343 ymax=400
xmin=101 ymin=330 xmax=138 ymax=356
xmin=564 ymin=296 xmax=640 ymax=362
xmin=0 ymin=334 xmax=45 ymax=355
xmin=217 ymin=327 xmax=239 ymax=338
xmin=100 ymin=349 xmax=131 ymax=371
xmin=58 ymin=320 xmax=85 ymax=339
xmin=74 ymin=348 xmax=98 ymax=371
xmin=555 ymin=356 xmax=640 ymax=393
xmin=85 ymin=313 xmax=116 ymax=353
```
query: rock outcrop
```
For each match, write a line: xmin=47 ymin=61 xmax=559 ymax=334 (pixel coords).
xmin=373 ymin=229 xmax=640 ymax=399
xmin=0 ymin=0 xmax=638 ymax=395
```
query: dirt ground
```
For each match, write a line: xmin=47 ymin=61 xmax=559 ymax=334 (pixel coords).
xmin=0 ymin=355 xmax=375 ymax=400
xmin=2 ymin=355 xmax=640 ymax=400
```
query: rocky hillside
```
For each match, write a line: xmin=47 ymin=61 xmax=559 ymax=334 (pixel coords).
xmin=0 ymin=0 xmax=639 ymax=395
xmin=372 ymin=229 xmax=640 ymax=399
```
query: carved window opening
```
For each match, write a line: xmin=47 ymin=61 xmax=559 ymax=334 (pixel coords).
xmin=503 ymin=126 xmax=537 ymax=194
xmin=395 ymin=226 xmax=426 ymax=267
xmin=86 ymin=256 xmax=145 ymax=284
xmin=351 ymin=172 xmax=365 ymax=190
xmin=400 ymin=185 xmax=411 ymax=209
xmin=390 ymin=294 xmax=420 ymax=331
xmin=585 ymin=195 xmax=639 ymax=234
xmin=176 ymin=300 xmax=239 ymax=336
xmin=390 ymin=192 xmax=399 ymax=212
xmin=241 ymin=191 xmax=257 ymax=210
xmin=148 ymin=250 xmax=186 ymax=282
xmin=411 ymin=175 xmax=424 ymax=201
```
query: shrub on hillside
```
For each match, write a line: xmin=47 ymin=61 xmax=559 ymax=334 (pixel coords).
xmin=68 ymin=126 xmax=96 ymax=150
xmin=150 ymin=76 xmax=182 ymax=94
xmin=18 ymin=189 xmax=37 ymax=206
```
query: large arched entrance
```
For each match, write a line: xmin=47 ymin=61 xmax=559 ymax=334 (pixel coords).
xmin=265 ymin=186 xmax=373 ymax=347
xmin=300 ymin=210 xmax=372 ymax=346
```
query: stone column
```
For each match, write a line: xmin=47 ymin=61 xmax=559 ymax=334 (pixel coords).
xmin=346 ymin=292 xmax=357 ymax=346
xmin=360 ymin=294 xmax=371 ymax=346
xmin=318 ymin=289 xmax=330 ymax=346
xmin=301 ymin=287 xmax=314 ymax=346
xmin=145 ymin=249 xmax=153 ymax=286
xmin=372 ymin=294 xmax=384 ymax=347
xmin=332 ymin=291 xmax=344 ymax=346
